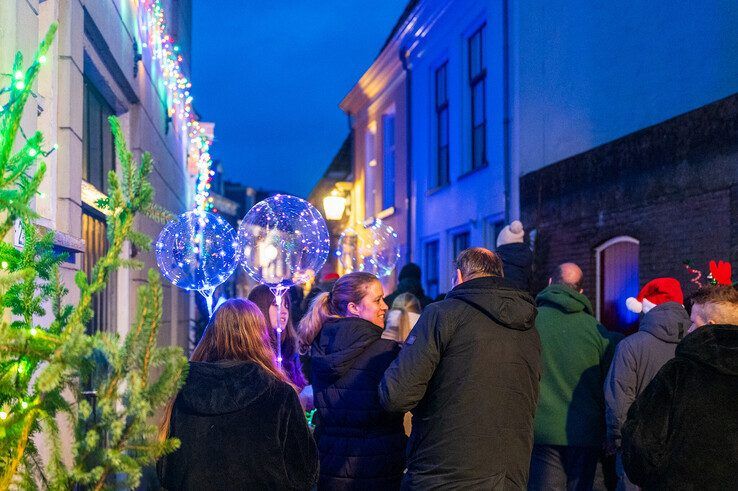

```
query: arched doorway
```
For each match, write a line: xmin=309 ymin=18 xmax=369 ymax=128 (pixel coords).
xmin=596 ymin=236 xmax=640 ymax=334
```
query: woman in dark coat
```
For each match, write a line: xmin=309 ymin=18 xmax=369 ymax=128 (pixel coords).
xmin=157 ymin=299 xmax=318 ymax=490
xmin=298 ymin=272 xmax=406 ymax=490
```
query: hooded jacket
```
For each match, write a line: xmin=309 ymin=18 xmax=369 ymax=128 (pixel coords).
xmin=157 ymin=361 xmax=318 ymax=491
xmin=533 ymin=284 xmax=621 ymax=447
xmin=496 ymin=242 xmax=534 ymax=292
xmin=604 ymin=302 xmax=689 ymax=445
xmin=622 ymin=324 xmax=738 ymax=490
xmin=379 ymin=276 xmax=541 ymax=490
xmin=310 ymin=317 xmax=406 ymax=490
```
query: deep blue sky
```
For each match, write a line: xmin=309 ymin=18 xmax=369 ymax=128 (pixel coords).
xmin=191 ymin=1 xmax=407 ymax=198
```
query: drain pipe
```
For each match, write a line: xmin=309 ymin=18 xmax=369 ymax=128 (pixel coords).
xmin=400 ymin=46 xmax=413 ymax=261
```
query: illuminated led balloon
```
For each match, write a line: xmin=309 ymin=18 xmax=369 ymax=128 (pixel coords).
xmin=155 ymin=211 xmax=239 ymax=294
xmin=336 ymin=219 xmax=400 ymax=277
xmin=238 ymin=194 xmax=330 ymax=288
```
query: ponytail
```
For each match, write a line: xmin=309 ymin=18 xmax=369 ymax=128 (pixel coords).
xmin=297 ymin=272 xmax=380 ymax=354
xmin=297 ymin=292 xmax=335 ymax=354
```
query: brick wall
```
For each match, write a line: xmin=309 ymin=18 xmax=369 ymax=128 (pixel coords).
xmin=521 ymin=92 xmax=738 ymax=304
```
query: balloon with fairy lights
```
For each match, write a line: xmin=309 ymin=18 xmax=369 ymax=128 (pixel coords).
xmin=336 ymin=219 xmax=400 ymax=277
xmin=156 ymin=211 xmax=239 ymax=316
xmin=238 ymin=194 xmax=330 ymax=364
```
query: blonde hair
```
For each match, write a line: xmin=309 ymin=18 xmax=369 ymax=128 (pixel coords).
xmin=297 ymin=272 xmax=378 ymax=354
xmin=159 ymin=298 xmax=292 ymax=441
xmin=388 ymin=293 xmax=422 ymax=342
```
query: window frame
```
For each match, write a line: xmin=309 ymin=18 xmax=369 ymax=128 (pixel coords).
xmin=467 ymin=24 xmax=487 ymax=172
xmin=424 ymin=239 xmax=440 ymax=299
xmin=381 ymin=113 xmax=396 ymax=210
xmin=433 ymin=62 xmax=450 ymax=189
xmin=83 ymin=78 xmax=116 ymax=192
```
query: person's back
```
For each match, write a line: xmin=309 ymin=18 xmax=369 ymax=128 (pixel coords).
xmin=380 ymin=248 xmax=541 ymax=489
xmin=529 ymin=263 xmax=619 ymax=490
xmin=622 ymin=285 xmax=738 ymax=490
xmin=533 ymin=284 xmax=616 ymax=447
xmin=159 ymin=361 xmax=316 ymax=490
xmin=622 ymin=324 xmax=738 ymax=489
xmin=157 ymin=299 xmax=318 ymax=490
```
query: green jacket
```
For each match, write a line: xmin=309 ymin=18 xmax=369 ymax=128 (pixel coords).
xmin=533 ymin=285 xmax=620 ymax=447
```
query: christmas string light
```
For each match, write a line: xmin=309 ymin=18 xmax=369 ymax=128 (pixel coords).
xmin=136 ymin=0 xmax=214 ymax=214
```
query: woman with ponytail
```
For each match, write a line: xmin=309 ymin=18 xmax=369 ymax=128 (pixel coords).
xmin=157 ymin=299 xmax=318 ymax=490
xmin=298 ymin=272 xmax=406 ymax=490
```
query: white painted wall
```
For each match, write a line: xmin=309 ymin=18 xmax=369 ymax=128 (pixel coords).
xmin=515 ymin=0 xmax=738 ymax=174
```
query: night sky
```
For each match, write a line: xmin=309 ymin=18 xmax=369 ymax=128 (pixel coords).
xmin=191 ymin=1 xmax=408 ymax=198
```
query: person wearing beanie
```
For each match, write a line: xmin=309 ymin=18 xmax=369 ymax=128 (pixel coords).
xmin=384 ymin=262 xmax=434 ymax=309
xmin=495 ymin=220 xmax=533 ymax=291
xmin=604 ymin=277 xmax=689 ymax=490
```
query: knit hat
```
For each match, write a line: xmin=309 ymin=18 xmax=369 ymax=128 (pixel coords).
xmin=496 ymin=220 xmax=525 ymax=247
xmin=399 ymin=263 xmax=422 ymax=281
xmin=626 ymin=277 xmax=684 ymax=314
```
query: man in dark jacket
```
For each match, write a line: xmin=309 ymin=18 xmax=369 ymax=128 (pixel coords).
xmin=622 ymin=286 xmax=738 ymax=490
xmin=385 ymin=263 xmax=434 ymax=308
xmin=604 ymin=278 xmax=688 ymax=490
xmin=379 ymin=247 xmax=541 ymax=489
xmin=529 ymin=263 xmax=620 ymax=490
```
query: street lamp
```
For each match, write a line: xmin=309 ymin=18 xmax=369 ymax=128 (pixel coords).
xmin=323 ymin=190 xmax=346 ymax=221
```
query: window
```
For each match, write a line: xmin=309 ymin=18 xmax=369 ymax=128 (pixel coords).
xmin=596 ymin=237 xmax=640 ymax=334
xmin=381 ymin=114 xmax=395 ymax=210
xmin=434 ymin=62 xmax=449 ymax=188
xmin=424 ymin=240 xmax=440 ymax=299
xmin=364 ymin=124 xmax=377 ymax=216
xmin=82 ymin=207 xmax=115 ymax=334
xmin=468 ymin=25 xmax=486 ymax=171
xmin=452 ymin=231 xmax=470 ymax=260
xmin=83 ymin=79 xmax=115 ymax=192
xmin=485 ymin=218 xmax=505 ymax=251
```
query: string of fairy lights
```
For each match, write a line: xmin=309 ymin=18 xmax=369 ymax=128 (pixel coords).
xmin=136 ymin=0 xmax=214 ymax=213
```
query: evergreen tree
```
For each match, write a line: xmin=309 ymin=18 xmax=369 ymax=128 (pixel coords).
xmin=0 ymin=24 xmax=188 ymax=490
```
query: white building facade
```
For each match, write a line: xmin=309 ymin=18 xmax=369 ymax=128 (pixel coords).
xmin=0 ymin=0 xmax=197 ymax=348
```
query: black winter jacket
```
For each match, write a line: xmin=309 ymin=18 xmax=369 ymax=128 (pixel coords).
xmin=311 ymin=317 xmax=406 ymax=490
xmin=379 ymin=276 xmax=542 ymax=490
xmin=622 ymin=324 xmax=738 ymax=490
xmin=157 ymin=361 xmax=318 ymax=490
xmin=496 ymin=242 xmax=533 ymax=292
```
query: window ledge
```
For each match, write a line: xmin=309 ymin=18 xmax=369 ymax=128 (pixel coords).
xmin=427 ymin=183 xmax=450 ymax=196
xmin=363 ymin=206 xmax=396 ymax=226
xmin=458 ymin=162 xmax=489 ymax=181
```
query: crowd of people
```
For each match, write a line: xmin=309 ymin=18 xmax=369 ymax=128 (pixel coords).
xmin=156 ymin=221 xmax=738 ymax=490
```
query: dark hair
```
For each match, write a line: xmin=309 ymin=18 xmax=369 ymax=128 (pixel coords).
xmin=454 ymin=247 xmax=503 ymax=280
xmin=551 ymin=263 xmax=583 ymax=291
xmin=399 ymin=263 xmax=422 ymax=281
xmin=297 ymin=272 xmax=379 ymax=354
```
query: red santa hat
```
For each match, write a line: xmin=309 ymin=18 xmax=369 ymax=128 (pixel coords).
xmin=626 ymin=278 xmax=684 ymax=314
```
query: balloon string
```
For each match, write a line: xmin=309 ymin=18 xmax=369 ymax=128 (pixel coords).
xmin=271 ymin=286 xmax=287 ymax=366
xmin=200 ymin=287 xmax=215 ymax=318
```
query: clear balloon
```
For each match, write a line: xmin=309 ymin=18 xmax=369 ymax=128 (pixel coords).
xmin=155 ymin=211 xmax=239 ymax=293
xmin=238 ymin=194 xmax=330 ymax=288
xmin=336 ymin=219 xmax=400 ymax=277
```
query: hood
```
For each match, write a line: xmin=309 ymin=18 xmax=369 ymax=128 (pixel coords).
xmin=445 ymin=276 xmax=536 ymax=331
xmin=536 ymin=284 xmax=594 ymax=316
xmin=677 ymin=324 xmax=738 ymax=376
xmin=392 ymin=277 xmax=428 ymax=300
xmin=311 ymin=317 xmax=382 ymax=380
xmin=639 ymin=302 xmax=689 ymax=343
xmin=496 ymin=242 xmax=534 ymax=269
xmin=177 ymin=361 xmax=275 ymax=416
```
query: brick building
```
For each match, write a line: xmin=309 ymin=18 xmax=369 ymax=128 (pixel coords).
xmin=521 ymin=94 xmax=738 ymax=333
